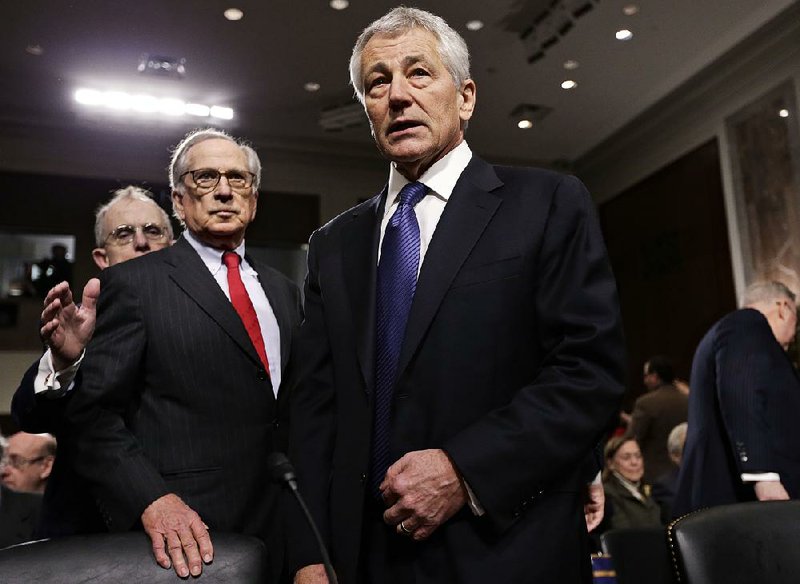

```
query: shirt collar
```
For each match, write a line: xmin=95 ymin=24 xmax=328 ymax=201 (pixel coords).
xmin=183 ymin=230 xmax=251 ymax=276
xmin=385 ymin=140 xmax=472 ymax=213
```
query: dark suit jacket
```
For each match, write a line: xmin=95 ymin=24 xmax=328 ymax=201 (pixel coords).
xmin=0 ymin=486 xmax=42 ymax=549
xmin=11 ymin=362 xmax=105 ymax=537
xmin=673 ymin=308 xmax=800 ymax=517
xmin=288 ymin=157 xmax=626 ymax=583
xmin=629 ymin=383 xmax=688 ymax=483
xmin=66 ymin=236 xmax=301 ymax=572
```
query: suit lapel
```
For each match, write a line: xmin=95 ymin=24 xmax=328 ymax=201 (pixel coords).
xmin=396 ymin=157 xmax=503 ymax=377
xmin=342 ymin=192 xmax=384 ymax=394
xmin=166 ymin=237 xmax=263 ymax=368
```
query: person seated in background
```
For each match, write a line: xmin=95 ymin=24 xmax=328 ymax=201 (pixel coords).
xmin=1 ymin=432 xmax=56 ymax=494
xmin=11 ymin=186 xmax=173 ymax=537
xmin=601 ymin=436 xmax=662 ymax=531
xmin=651 ymin=422 xmax=687 ymax=522
xmin=0 ymin=438 xmax=44 ymax=549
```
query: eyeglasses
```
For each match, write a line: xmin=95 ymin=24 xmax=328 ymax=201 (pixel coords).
xmin=180 ymin=168 xmax=256 ymax=195
xmin=104 ymin=223 xmax=169 ymax=246
xmin=1 ymin=454 xmax=46 ymax=470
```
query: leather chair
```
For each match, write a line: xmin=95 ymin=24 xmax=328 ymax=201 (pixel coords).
xmin=600 ymin=527 xmax=672 ymax=584
xmin=0 ymin=531 xmax=268 ymax=583
xmin=668 ymin=500 xmax=800 ymax=584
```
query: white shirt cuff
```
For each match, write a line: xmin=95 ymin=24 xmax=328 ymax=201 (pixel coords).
xmin=462 ymin=479 xmax=485 ymax=516
xmin=741 ymin=472 xmax=781 ymax=482
xmin=33 ymin=349 xmax=83 ymax=397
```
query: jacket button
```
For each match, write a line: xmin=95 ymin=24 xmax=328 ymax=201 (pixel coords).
xmin=360 ymin=473 xmax=367 ymax=484
xmin=257 ymin=368 xmax=268 ymax=381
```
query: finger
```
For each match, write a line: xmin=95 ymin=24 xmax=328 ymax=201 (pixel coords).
xmin=41 ymin=298 xmax=62 ymax=324
xmin=382 ymin=501 xmax=406 ymax=526
xmin=82 ymin=278 xmax=101 ymax=310
xmin=40 ymin=319 xmax=58 ymax=342
xmin=147 ymin=529 xmax=171 ymax=570
xmin=191 ymin=519 xmax=214 ymax=564
xmin=412 ymin=524 xmax=435 ymax=541
xmin=178 ymin=527 xmax=203 ymax=577
xmin=43 ymin=281 xmax=68 ymax=307
xmin=165 ymin=530 xmax=189 ymax=578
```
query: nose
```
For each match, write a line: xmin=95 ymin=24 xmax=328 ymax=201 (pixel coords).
xmin=132 ymin=229 xmax=150 ymax=251
xmin=388 ymin=76 xmax=413 ymax=110
xmin=213 ymin=175 xmax=234 ymax=200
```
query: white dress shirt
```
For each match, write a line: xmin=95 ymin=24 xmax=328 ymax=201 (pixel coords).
xmin=184 ymin=231 xmax=282 ymax=396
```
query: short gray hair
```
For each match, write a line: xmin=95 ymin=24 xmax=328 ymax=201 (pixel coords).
xmin=667 ymin=422 xmax=688 ymax=457
xmin=168 ymin=128 xmax=262 ymax=192
xmin=741 ymin=281 xmax=796 ymax=307
xmin=94 ymin=186 xmax=173 ymax=247
xmin=349 ymin=7 xmax=471 ymax=104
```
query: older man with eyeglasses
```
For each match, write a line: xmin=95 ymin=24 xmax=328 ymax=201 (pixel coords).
xmin=66 ymin=128 xmax=302 ymax=581
xmin=11 ymin=186 xmax=173 ymax=540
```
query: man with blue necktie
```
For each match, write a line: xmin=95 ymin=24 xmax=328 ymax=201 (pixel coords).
xmin=288 ymin=7 xmax=625 ymax=584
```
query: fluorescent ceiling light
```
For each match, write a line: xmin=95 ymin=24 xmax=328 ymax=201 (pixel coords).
xmin=517 ymin=120 xmax=533 ymax=129
xmin=616 ymin=29 xmax=633 ymax=41
xmin=74 ymin=87 xmax=234 ymax=120
xmin=466 ymin=20 xmax=484 ymax=31
xmin=561 ymin=80 xmax=578 ymax=90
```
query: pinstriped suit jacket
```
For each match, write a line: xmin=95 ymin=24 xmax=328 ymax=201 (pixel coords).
xmin=67 ymin=235 xmax=301 ymax=544
xmin=674 ymin=308 xmax=800 ymax=516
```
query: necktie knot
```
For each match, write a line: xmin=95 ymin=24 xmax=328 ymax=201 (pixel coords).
xmin=222 ymin=251 xmax=241 ymax=269
xmin=397 ymin=181 xmax=428 ymax=209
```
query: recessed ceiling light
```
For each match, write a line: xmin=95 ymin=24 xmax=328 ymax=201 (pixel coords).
xmin=779 ymin=109 xmax=790 ymax=118
xmin=616 ymin=29 xmax=634 ymax=41
xmin=304 ymin=82 xmax=321 ymax=92
xmin=563 ymin=60 xmax=579 ymax=70
xmin=517 ymin=120 xmax=533 ymax=129
xmin=329 ymin=0 xmax=349 ymax=10
xmin=466 ymin=20 xmax=484 ymax=31
xmin=224 ymin=8 xmax=244 ymax=21
xmin=25 ymin=44 xmax=44 ymax=56
xmin=623 ymin=4 xmax=639 ymax=16
xmin=561 ymin=80 xmax=578 ymax=90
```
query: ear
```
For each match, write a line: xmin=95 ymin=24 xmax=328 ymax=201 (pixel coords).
xmin=40 ymin=456 xmax=54 ymax=481
xmin=92 ymin=247 xmax=109 ymax=270
xmin=458 ymin=79 xmax=476 ymax=123
xmin=171 ymin=189 xmax=186 ymax=221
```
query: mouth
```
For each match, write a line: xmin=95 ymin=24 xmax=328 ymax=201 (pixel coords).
xmin=387 ymin=119 xmax=423 ymax=136
xmin=211 ymin=209 xmax=238 ymax=217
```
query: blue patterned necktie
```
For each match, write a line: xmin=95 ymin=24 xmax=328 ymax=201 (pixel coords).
xmin=370 ymin=181 xmax=429 ymax=497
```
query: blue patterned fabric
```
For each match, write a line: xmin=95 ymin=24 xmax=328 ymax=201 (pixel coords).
xmin=369 ymin=181 xmax=429 ymax=497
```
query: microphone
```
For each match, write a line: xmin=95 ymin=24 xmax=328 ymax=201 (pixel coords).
xmin=267 ymin=452 xmax=338 ymax=584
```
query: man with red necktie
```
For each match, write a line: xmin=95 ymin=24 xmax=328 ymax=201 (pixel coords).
xmin=68 ymin=128 xmax=302 ymax=581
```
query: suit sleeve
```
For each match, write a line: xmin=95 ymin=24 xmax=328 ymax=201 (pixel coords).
xmin=285 ymin=232 xmax=336 ymax=572
xmin=66 ymin=266 xmax=169 ymax=531
xmin=714 ymin=310 xmax=778 ymax=475
xmin=12 ymin=359 xmax=78 ymax=434
xmin=629 ymin=397 xmax=652 ymax=445
xmin=444 ymin=174 xmax=626 ymax=534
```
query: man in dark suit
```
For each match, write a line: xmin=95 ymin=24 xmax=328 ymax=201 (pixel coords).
xmin=0 ymin=484 xmax=42 ymax=549
xmin=67 ymin=129 xmax=302 ymax=579
xmin=673 ymin=281 xmax=800 ymax=517
xmin=11 ymin=186 xmax=173 ymax=537
xmin=628 ymin=355 xmax=688 ymax=483
xmin=288 ymin=8 xmax=625 ymax=584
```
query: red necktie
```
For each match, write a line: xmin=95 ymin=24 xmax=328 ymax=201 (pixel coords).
xmin=222 ymin=251 xmax=270 ymax=373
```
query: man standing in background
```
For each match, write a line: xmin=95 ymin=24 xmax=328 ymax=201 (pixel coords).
xmin=674 ymin=281 xmax=800 ymax=516
xmin=12 ymin=186 xmax=174 ymax=538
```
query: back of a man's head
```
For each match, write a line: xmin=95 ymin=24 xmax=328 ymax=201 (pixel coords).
xmin=741 ymin=280 xmax=797 ymax=349
xmin=645 ymin=355 xmax=675 ymax=386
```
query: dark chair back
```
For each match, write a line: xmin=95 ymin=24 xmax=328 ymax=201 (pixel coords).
xmin=600 ymin=527 xmax=672 ymax=584
xmin=668 ymin=500 xmax=800 ymax=584
xmin=0 ymin=532 xmax=268 ymax=583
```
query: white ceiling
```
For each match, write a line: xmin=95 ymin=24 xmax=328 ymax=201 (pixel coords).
xmin=1 ymin=0 xmax=797 ymax=168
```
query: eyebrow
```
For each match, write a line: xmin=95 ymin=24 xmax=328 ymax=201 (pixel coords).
xmin=365 ymin=54 xmax=430 ymax=77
